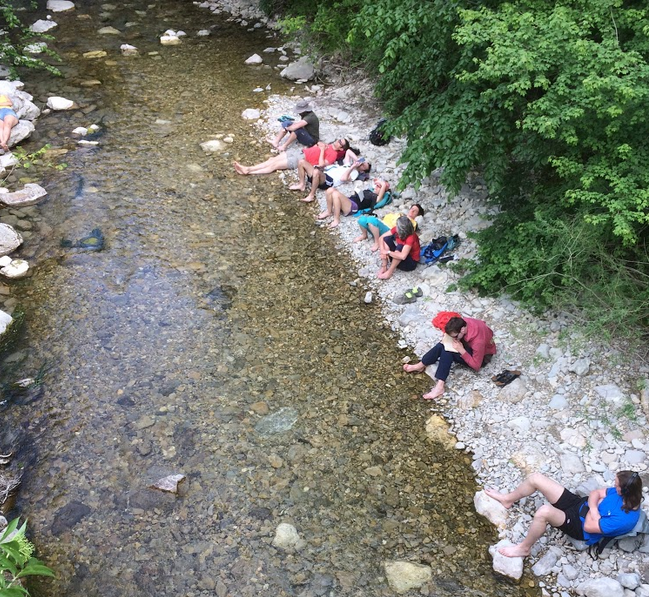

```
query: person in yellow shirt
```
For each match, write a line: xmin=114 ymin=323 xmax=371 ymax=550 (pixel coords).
xmin=353 ymin=203 xmax=424 ymax=252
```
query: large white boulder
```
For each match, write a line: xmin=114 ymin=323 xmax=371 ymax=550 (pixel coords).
xmin=474 ymin=490 xmax=508 ymax=528
xmin=241 ymin=108 xmax=260 ymax=120
xmin=120 ymin=44 xmax=138 ymax=56
xmin=47 ymin=96 xmax=75 ymax=110
xmin=280 ymin=56 xmax=315 ymax=81
xmin=47 ymin=0 xmax=75 ymax=12
xmin=0 ymin=259 xmax=29 ymax=279
xmin=30 ymin=19 xmax=58 ymax=33
xmin=244 ymin=54 xmax=262 ymax=65
xmin=8 ymin=120 xmax=35 ymax=147
xmin=0 ymin=224 xmax=23 ymax=257
xmin=489 ymin=541 xmax=523 ymax=580
xmin=576 ymin=577 xmax=625 ymax=597
xmin=0 ymin=309 xmax=12 ymax=336
xmin=0 ymin=183 xmax=47 ymax=207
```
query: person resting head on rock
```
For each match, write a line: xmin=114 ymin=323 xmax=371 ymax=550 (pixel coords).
xmin=403 ymin=316 xmax=496 ymax=399
xmin=484 ymin=471 xmax=643 ymax=558
xmin=234 ymin=138 xmax=349 ymax=176
xmin=354 ymin=204 xmax=424 ymax=252
xmin=376 ymin=215 xmax=420 ymax=279
xmin=0 ymin=95 xmax=18 ymax=153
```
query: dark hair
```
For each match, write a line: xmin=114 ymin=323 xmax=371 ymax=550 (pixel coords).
xmin=341 ymin=139 xmax=350 ymax=152
xmin=618 ymin=470 xmax=643 ymax=512
xmin=445 ymin=317 xmax=466 ymax=335
xmin=365 ymin=162 xmax=372 ymax=173
xmin=413 ymin=203 xmax=424 ymax=217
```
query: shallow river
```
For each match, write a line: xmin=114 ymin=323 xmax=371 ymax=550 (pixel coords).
xmin=1 ymin=1 xmax=539 ymax=596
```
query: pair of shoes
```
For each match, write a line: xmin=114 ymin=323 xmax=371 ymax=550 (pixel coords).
xmin=492 ymin=370 xmax=521 ymax=387
xmin=394 ymin=287 xmax=423 ymax=304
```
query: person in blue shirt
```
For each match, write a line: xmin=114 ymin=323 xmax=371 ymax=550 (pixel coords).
xmin=485 ymin=471 xmax=643 ymax=558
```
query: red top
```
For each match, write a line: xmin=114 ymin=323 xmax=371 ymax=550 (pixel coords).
xmin=303 ymin=144 xmax=338 ymax=166
xmin=461 ymin=317 xmax=497 ymax=370
xmin=390 ymin=227 xmax=421 ymax=262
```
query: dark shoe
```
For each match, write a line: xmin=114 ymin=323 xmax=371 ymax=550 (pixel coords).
xmin=492 ymin=370 xmax=521 ymax=387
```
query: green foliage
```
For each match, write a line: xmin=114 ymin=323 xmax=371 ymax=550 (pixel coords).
xmin=2 ymin=145 xmax=67 ymax=185
xmin=268 ymin=0 xmax=649 ymax=333
xmin=0 ymin=1 xmax=61 ymax=78
xmin=0 ymin=518 xmax=54 ymax=597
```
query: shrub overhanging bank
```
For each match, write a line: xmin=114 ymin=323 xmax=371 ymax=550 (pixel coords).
xmin=265 ymin=0 xmax=649 ymax=336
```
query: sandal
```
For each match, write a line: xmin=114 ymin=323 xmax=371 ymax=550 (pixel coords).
xmin=492 ymin=370 xmax=522 ymax=387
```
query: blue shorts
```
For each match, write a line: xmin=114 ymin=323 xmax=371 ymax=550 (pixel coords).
xmin=0 ymin=108 xmax=17 ymax=121
xmin=281 ymin=120 xmax=316 ymax=147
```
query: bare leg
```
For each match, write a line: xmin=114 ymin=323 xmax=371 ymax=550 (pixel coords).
xmin=329 ymin=191 xmax=353 ymax=228
xmin=485 ymin=473 xmax=565 ymax=509
xmin=368 ymin=223 xmax=382 ymax=252
xmin=233 ymin=161 xmax=249 ymax=175
xmin=403 ymin=362 xmax=425 ymax=373
xmin=235 ymin=154 xmax=289 ymax=175
xmin=317 ymin=191 xmax=334 ymax=220
xmin=302 ymin=168 xmax=321 ymax=203
xmin=353 ymin=227 xmax=368 ymax=243
xmin=499 ymin=504 xmax=567 ymax=558
xmin=290 ymin=160 xmax=308 ymax=191
xmin=422 ymin=379 xmax=445 ymax=400
xmin=269 ymin=128 xmax=287 ymax=149
xmin=0 ymin=116 xmax=18 ymax=150
xmin=278 ymin=132 xmax=297 ymax=151
xmin=378 ymin=256 xmax=401 ymax=279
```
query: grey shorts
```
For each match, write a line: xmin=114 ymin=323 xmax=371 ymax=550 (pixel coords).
xmin=286 ymin=147 xmax=301 ymax=170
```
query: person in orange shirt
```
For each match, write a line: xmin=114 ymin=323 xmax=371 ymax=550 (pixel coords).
xmin=234 ymin=139 xmax=348 ymax=176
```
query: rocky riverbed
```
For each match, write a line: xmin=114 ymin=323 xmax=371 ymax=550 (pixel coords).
xmin=215 ymin=0 xmax=649 ymax=594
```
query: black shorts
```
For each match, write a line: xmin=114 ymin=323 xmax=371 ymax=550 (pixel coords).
xmin=553 ymin=489 xmax=587 ymax=540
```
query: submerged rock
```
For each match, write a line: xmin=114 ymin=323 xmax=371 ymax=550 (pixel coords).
xmin=272 ymin=523 xmax=303 ymax=551
xmin=51 ymin=501 xmax=91 ymax=535
xmin=121 ymin=44 xmax=138 ymax=56
xmin=149 ymin=474 xmax=186 ymax=494
xmin=245 ymin=54 xmax=262 ymax=65
xmin=241 ymin=108 xmax=260 ymax=120
xmin=254 ymin=407 xmax=298 ymax=435
xmin=383 ymin=560 xmax=432 ymax=594
xmin=60 ymin=228 xmax=105 ymax=251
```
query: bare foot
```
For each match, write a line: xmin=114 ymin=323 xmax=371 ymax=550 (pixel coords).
xmin=301 ymin=196 xmax=315 ymax=203
xmin=289 ymin=184 xmax=305 ymax=191
xmin=328 ymin=220 xmax=340 ymax=229
xmin=352 ymin=234 xmax=367 ymax=243
xmin=377 ymin=270 xmax=393 ymax=280
xmin=403 ymin=363 xmax=425 ymax=373
xmin=317 ymin=211 xmax=331 ymax=220
xmin=370 ymin=244 xmax=379 ymax=252
xmin=498 ymin=544 xmax=530 ymax=558
xmin=484 ymin=488 xmax=515 ymax=509
xmin=233 ymin=162 xmax=248 ymax=175
xmin=266 ymin=138 xmax=279 ymax=149
xmin=422 ymin=383 xmax=445 ymax=400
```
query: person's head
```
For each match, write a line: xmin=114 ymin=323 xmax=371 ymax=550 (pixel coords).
xmin=395 ymin=216 xmax=414 ymax=241
xmin=332 ymin=138 xmax=349 ymax=152
xmin=294 ymin=99 xmax=313 ymax=115
xmin=445 ymin=317 xmax=467 ymax=340
xmin=615 ymin=471 xmax=643 ymax=512
xmin=408 ymin=204 xmax=424 ymax=218
xmin=360 ymin=161 xmax=372 ymax=174
xmin=373 ymin=178 xmax=389 ymax=191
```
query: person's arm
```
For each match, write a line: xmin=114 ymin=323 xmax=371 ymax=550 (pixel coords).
xmin=287 ymin=119 xmax=308 ymax=132
xmin=583 ymin=488 xmax=608 ymax=533
xmin=387 ymin=239 xmax=412 ymax=261
xmin=375 ymin=181 xmax=389 ymax=203
xmin=452 ymin=322 xmax=487 ymax=370
xmin=343 ymin=148 xmax=359 ymax=164
xmin=339 ymin=161 xmax=362 ymax=182
xmin=317 ymin=143 xmax=328 ymax=167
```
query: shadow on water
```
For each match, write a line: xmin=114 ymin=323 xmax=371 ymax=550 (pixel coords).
xmin=0 ymin=1 xmax=540 ymax=596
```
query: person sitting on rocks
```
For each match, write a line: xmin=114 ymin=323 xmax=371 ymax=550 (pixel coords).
xmin=317 ymin=178 xmax=389 ymax=229
xmin=234 ymin=138 xmax=349 ymax=176
xmin=377 ymin=215 xmax=421 ymax=279
xmin=0 ymin=95 xmax=18 ymax=153
xmin=403 ymin=316 xmax=496 ymax=399
xmin=269 ymin=99 xmax=319 ymax=151
xmin=485 ymin=471 xmax=643 ymax=558
xmin=290 ymin=153 xmax=371 ymax=203
xmin=354 ymin=204 xmax=424 ymax=252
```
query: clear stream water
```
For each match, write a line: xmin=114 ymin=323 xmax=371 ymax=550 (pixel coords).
xmin=1 ymin=1 xmax=539 ymax=596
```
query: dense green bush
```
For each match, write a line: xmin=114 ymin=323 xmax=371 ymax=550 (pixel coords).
xmin=263 ymin=0 xmax=649 ymax=331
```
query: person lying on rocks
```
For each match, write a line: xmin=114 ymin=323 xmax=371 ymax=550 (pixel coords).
xmin=485 ymin=471 xmax=643 ymax=558
xmin=354 ymin=204 xmax=424 ymax=252
xmin=0 ymin=95 xmax=18 ymax=153
xmin=268 ymin=99 xmax=319 ymax=151
xmin=317 ymin=178 xmax=389 ymax=229
xmin=290 ymin=152 xmax=371 ymax=203
xmin=377 ymin=215 xmax=421 ymax=279
xmin=234 ymin=138 xmax=349 ymax=176
xmin=403 ymin=316 xmax=496 ymax=399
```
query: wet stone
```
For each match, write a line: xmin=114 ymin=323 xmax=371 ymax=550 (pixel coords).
xmin=254 ymin=407 xmax=299 ymax=435
xmin=51 ymin=501 xmax=92 ymax=535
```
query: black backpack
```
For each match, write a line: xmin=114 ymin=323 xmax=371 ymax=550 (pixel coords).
xmin=369 ymin=118 xmax=391 ymax=146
